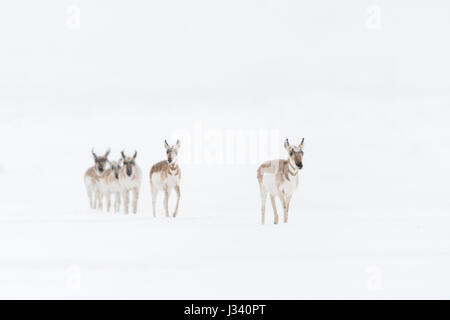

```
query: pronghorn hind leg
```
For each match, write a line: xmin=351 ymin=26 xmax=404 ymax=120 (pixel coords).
xmin=132 ymin=187 xmax=139 ymax=214
xmin=270 ymin=195 xmax=279 ymax=224
xmin=260 ymin=186 xmax=268 ymax=224
xmin=163 ymin=187 xmax=169 ymax=218
xmin=151 ymin=185 xmax=158 ymax=217
xmin=173 ymin=185 xmax=180 ymax=217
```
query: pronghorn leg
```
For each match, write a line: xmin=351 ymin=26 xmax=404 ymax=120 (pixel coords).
xmin=87 ymin=191 xmax=94 ymax=209
xmin=163 ymin=188 xmax=169 ymax=218
xmin=132 ymin=187 xmax=139 ymax=214
xmin=96 ymin=191 xmax=103 ymax=211
xmin=114 ymin=192 xmax=121 ymax=213
xmin=270 ymin=195 xmax=279 ymax=224
xmin=93 ymin=193 xmax=96 ymax=209
xmin=279 ymin=191 xmax=288 ymax=223
xmin=151 ymin=186 xmax=158 ymax=217
xmin=173 ymin=185 xmax=180 ymax=217
xmin=106 ymin=192 xmax=111 ymax=212
xmin=285 ymin=194 xmax=292 ymax=222
xmin=260 ymin=186 xmax=268 ymax=224
xmin=123 ymin=190 xmax=130 ymax=214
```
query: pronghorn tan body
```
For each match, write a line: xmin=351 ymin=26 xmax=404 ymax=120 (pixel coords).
xmin=97 ymin=159 xmax=123 ymax=213
xmin=149 ymin=140 xmax=181 ymax=218
xmin=84 ymin=149 xmax=110 ymax=210
xmin=119 ymin=151 xmax=142 ymax=214
xmin=257 ymin=138 xmax=304 ymax=224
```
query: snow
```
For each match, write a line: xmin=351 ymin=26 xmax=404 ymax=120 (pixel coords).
xmin=1 ymin=1 xmax=450 ymax=299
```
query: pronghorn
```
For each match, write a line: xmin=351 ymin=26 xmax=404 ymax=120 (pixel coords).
xmin=119 ymin=151 xmax=142 ymax=214
xmin=257 ymin=138 xmax=304 ymax=224
xmin=97 ymin=159 xmax=123 ymax=213
xmin=84 ymin=149 xmax=110 ymax=210
xmin=149 ymin=140 xmax=181 ymax=218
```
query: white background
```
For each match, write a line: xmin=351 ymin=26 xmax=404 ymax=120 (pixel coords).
xmin=0 ymin=0 xmax=449 ymax=299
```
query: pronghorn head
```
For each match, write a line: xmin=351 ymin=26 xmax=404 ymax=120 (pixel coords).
xmin=164 ymin=139 xmax=180 ymax=165
xmin=109 ymin=159 xmax=123 ymax=180
xmin=92 ymin=149 xmax=110 ymax=174
xmin=284 ymin=138 xmax=304 ymax=169
xmin=121 ymin=151 xmax=137 ymax=177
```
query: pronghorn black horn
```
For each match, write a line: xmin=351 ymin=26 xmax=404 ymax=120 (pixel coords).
xmin=284 ymin=138 xmax=290 ymax=148
xmin=121 ymin=150 xmax=126 ymax=159
xmin=133 ymin=151 xmax=137 ymax=159
xmin=164 ymin=140 xmax=170 ymax=148
xmin=300 ymin=138 xmax=304 ymax=146
xmin=92 ymin=148 xmax=97 ymax=159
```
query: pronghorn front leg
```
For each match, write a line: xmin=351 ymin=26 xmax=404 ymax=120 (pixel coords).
xmin=96 ymin=191 xmax=103 ymax=211
xmin=132 ymin=187 xmax=139 ymax=214
xmin=163 ymin=187 xmax=169 ymax=217
xmin=106 ymin=192 xmax=112 ymax=212
xmin=114 ymin=192 xmax=121 ymax=213
xmin=173 ymin=185 xmax=180 ymax=217
xmin=279 ymin=191 xmax=288 ymax=223
xmin=285 ymin=194 xmax=292 ymax=222
xmin=123 ymin=190 xmax=130 ymax=214
xmin=270 ymin=195 xmax=279 ymax=224
xmin=87 ymin=190 xmax=94 ymax=209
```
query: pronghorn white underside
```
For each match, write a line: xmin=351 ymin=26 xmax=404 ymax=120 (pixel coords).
xmin=151 ymin=171 xmax=180 ymax=190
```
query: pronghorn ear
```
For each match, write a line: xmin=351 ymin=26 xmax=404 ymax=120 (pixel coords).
xmin=299 ymin=138 xmax=304 ymax=148
xmin=121 ymin=150 xmax=126 ymax=159
xmin=104 ymin=149 xmax=111 ymax=158
xmin=164 ymin=140 xmax=170 ymax=149
xmin=133 ymin=151 xmax=137 ymax=160
xmin=284 ymin=139 xmax=291 ymax=151
xmin=92 ymin=149 xmax=97 ymax=160
xmin=176 ymin=139 xmax=180 ymax=149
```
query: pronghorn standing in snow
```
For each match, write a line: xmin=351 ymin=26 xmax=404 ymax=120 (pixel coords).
xmin=257 ymin=138 xmax=304 ymax=224
xmin=119 ymin=151 xmax=142 ymax=214
xmin=97 ymin=159 xmax=123 ymax=213
xmin=84 ymin=149 xmax=110 ymax=210
xmin=149 ymin=140 xmax=181 ymax=218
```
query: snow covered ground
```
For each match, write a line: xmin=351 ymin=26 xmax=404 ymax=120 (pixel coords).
xmin=1 ymin=96 xmax=449 ymax=299
xmin=1 ymin=1 xmax=450 ymax=299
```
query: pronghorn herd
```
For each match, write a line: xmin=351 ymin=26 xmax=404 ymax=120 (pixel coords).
xmin=84 ymin=138 xmax=304 ymax=224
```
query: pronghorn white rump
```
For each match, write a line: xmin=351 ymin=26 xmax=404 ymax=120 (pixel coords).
xmin=97 ymin=159 xmax=123 ymax=213
xmin=84 ymin=149 xmax=110 ymax=210
xmin=149 ymin=140 xmax=181 ymax=218
xmin=257 ymin=138 xmax=304 ymax=224
xmin=119 ymin=151 xmax=142 ymax=214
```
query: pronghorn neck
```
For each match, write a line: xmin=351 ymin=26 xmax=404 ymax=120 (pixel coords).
xmin=168 ymin=161 xmax=179 ymax=174
xmin=96 ymin=168 xmax=106 ymax=176
xmin=287 ymin=158 xmax=298 ymax=176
